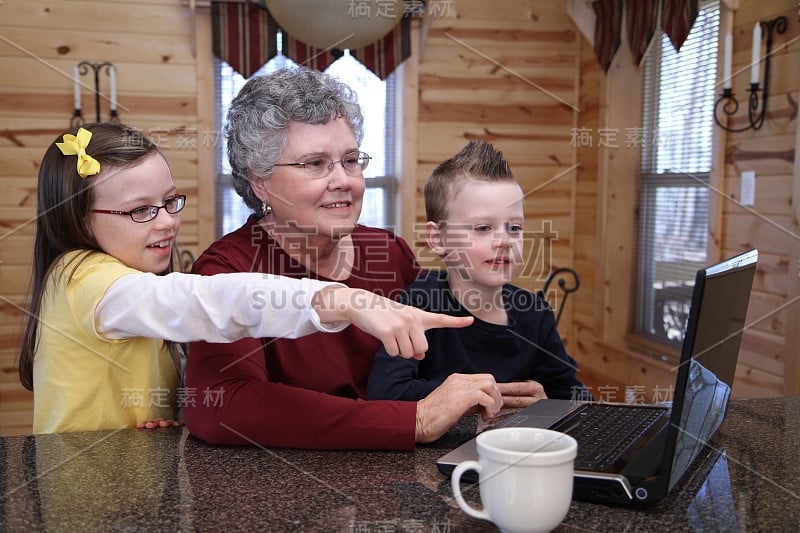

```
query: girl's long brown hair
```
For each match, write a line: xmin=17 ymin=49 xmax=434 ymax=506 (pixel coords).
xmin=17 ymin=122 xmax=178 ymax=390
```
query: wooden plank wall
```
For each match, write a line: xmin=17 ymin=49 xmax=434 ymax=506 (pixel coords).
xmin=572 ymin=34 xmax=616 ymax=396
xmin=412 ymin=0 xmax=799 ymax=403
xmin=0 ymin=0 xmax=212 ymax=435
xmin=567 ymin=0 xmax=800 ymax=402
xmin=722 ymin=1 xmax=799 ymax=397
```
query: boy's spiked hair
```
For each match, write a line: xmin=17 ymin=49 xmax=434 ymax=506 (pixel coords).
xmin=424 ymin=140 xmax=515 ymax=224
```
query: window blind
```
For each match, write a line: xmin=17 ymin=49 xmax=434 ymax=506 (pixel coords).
xmin=636 ymin=1 xmax=719 ymax=347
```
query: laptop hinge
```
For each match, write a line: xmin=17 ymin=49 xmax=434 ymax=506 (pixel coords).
xmin=573 ymin=471 xmax=635 ymax=505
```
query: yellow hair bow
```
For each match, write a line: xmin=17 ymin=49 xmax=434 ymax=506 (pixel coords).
xmin=55 ymin=127 xmax=101 ymax=178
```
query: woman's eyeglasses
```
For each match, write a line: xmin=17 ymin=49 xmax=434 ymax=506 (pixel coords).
xmin=274 ymin=151 xmax=371 ymax=179
xmin=91 ymin=194 xmax=187 ymax=223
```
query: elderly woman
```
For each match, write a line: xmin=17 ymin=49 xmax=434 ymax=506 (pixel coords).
xmin=184 ymin=67 xmax=502 ymax=449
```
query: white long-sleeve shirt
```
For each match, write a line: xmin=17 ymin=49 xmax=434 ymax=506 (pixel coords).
xmin=96 ymin=271 xmax=348 ymax=342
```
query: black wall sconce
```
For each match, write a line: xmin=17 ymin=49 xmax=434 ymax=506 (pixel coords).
xmin=714 ymin=16 xmax=787 ymax=132
xmin=71 ymin=61 xmax=119 ymax=127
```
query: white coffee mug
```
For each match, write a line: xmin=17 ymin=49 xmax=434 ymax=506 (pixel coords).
xmin=451 ymin=427 xmax=577 ymax=533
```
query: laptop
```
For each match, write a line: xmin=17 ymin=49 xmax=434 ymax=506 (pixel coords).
xmin=437 ymin=249 xmax=758 ymax=506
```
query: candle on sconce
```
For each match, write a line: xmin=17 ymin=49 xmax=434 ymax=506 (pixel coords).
xmin=723 ymin=32 xmax=732 ymax=90
xmin=109 ymin=65 xmax=117 ymax=112
xmin=750 ymin=22 xmax=762 ymax=85
xmin=73 ymin=64 xmax=81 ymax=110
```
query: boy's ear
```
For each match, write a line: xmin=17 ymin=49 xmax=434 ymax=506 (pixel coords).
xmin=425 ymin=221 xmax=446 ymax=256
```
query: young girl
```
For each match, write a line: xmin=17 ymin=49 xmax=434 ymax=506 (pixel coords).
xmin=19 ymin=122 xmax=469 ymax=434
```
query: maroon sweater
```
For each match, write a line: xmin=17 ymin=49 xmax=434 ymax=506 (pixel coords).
xmin=184 ymin=218 xmax=421 ymax=450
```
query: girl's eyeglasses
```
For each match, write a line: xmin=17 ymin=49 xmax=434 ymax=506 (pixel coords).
xmin=91 ymin=194 xmax=187 ymax=223
xmin=273 ymin=151 xmax=370 ymax=179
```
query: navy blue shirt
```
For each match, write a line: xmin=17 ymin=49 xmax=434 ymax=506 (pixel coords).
xmin=367 ymin=271 xmax=590 ymax=401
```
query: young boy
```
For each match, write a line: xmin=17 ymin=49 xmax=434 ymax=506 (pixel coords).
xmin=367 ymin=141 xmax=590 ymax=404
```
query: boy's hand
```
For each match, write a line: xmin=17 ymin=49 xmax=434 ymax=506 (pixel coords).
xmin=137 ymin=417 xmax=183 ymax=429
xmin=497 ymin=380 xmax=548 ymax=408
xmin=313 ymin=287 xmax=473 ymax=359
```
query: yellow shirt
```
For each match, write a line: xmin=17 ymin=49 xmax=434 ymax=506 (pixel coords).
xmin=33 ymin=250 xmax=179 ymax=433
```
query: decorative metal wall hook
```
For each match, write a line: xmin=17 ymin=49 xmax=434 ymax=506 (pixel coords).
xmin=71 ymin=61 xmax=119 ymax=128
xmin=714 ymin=16 xmax=787 ymax=133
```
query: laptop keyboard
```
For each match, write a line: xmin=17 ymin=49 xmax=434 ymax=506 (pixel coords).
xmin=551 ymin=404 xmax=668 ymax=471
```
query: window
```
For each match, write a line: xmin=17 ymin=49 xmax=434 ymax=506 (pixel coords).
xmin=635 ymin=1 xmax=719 ymax=347
xmin=326 ymin=54 xmax=398 ymax=230
xmin=214 ymin=41 xmax=398 ymax=236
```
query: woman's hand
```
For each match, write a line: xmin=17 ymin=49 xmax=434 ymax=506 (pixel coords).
xmin=313 ymin=287 xmax=473 ymax=359
xmin=137 ymin=417 xmax=183 ymax=429
xmin=415 ymin=373 xmax=502 ymax=443
xmin=497 ymin=380 xmax=548 ymax=409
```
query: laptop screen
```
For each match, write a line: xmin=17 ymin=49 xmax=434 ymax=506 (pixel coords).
xmin=666 ymin=249 xmax=757 ymax=491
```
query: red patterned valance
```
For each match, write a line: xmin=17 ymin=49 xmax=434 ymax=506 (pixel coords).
xmin=211 ymin=2 xmax=279 ymax=79
xmin=211 ymin=1 xmax=411 ymax=80
xmin=592 ymin=0 xmax=701 ymax=73
xmin=626 ymin=0 xmax=659 ymax=66
xmin=593 ymin=0 xmax=623 ymax=73
xmin=662 ymin=0 xmax=700 ymax=52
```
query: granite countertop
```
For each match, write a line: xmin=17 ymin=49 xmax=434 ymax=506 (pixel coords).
xmin=1 ymin=397 xmax=798 ymax=532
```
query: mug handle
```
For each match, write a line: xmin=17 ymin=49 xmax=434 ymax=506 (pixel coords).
xmin=451 ymin=461 xmax=490 ymax=520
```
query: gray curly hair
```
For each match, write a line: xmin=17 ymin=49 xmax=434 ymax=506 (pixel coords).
xmin=225 ymin=66 xmax=365 ymax=213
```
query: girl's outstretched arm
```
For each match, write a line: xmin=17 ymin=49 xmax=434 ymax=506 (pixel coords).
xmin=97 ymin=272 xmax=472 ymax=359
xmin=97 ymin=271 xmax=349 ymax=342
